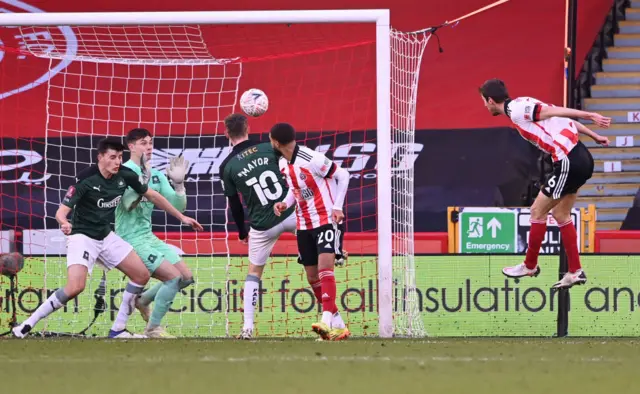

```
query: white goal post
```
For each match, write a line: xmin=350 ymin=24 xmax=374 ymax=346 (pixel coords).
xmin=0 ymin=9 xmax=427 ymax=338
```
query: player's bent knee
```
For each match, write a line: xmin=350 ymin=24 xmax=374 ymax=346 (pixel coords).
xmin=65 ymin=264 xmax=88 ymax=297
xmin=134 ymin=269 xmax=151 ymax=285
xmin=551 ymin=210 xmax=571 ymax=225
xmin=306 ymin=273 xmax=319 ymax=284
xmin=179 ymin=277 xmax=194 ymax=289
xmin=129 ymin=264 xmax=151 ymax=285
xmin=304 ymin=265 xmax=319 ymax=283
xmin=248 ymin=263 xmax=265 ymax=278
xmin=118 ymin=251 xmax=151 ymax=284
xmin=530 ymin=203 xmax=549 ymax=221
xmin=64 ymin=280 xmax=86 ymax=298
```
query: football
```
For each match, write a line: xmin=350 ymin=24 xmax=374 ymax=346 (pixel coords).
xmin=240 ymin=88 xmax=269 ymax=117
xmin=0 ymin=252 xmax=24 ymax=277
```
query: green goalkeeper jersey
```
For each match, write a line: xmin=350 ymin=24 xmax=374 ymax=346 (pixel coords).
xmin=115 ymin=160 xmax=187 ymax=241
xmin=220 ymin=140 xmax=293 ymax=231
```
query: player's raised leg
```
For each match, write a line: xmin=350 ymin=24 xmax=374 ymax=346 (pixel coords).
xmin=101 ymin=233 xmax=150 ymax=339
xmin=502 ymin=191 xmax=558 ymax=279
xmin=551 ymin=193 xmax=587 ymax=289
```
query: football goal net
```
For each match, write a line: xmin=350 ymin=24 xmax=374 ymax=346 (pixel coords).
xmin=0 ymin=9 xmax=430 ymax=338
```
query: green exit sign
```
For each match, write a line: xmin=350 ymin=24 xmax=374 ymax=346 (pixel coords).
xmin=459 ymin=208 xmax=518 ymax=253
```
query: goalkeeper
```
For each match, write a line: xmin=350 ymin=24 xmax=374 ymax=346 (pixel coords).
xmin=115 ymin=128 xmax=194 ymax=338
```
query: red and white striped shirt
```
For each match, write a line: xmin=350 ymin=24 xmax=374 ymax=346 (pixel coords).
xmin=506 ymin=97 xmax=579 ymax=162
xmin=279 ymin=145 xmax=339 ymax=231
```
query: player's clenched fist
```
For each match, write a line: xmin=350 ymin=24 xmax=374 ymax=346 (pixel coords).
xmin=274 ymin=202 xmax=288 ymax=217
xmin=60 ymin=222 xmax=72 ymax=235
xmin=181 ymin=215 xmax=203 ymax=231
xmin=332 ymin=209 xmax=344 ymax=224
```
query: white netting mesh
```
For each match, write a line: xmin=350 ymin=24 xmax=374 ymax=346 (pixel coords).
xmin=390 ymin=29 xmax=430 ymax=337
xmin=20 ymin=25 xmax=239 ymax=337
xmin=19 ymin=25 xmax=233 ymax=65
xmin=2 ymin=22 xmax=430 ymax=338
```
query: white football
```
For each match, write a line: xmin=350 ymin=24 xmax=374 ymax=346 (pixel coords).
xmin=240 ymin=88 xmax=269 ymax=117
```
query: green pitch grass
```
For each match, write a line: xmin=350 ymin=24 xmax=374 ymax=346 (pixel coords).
xmin=1 ymin=338 xmax=638 ymax=394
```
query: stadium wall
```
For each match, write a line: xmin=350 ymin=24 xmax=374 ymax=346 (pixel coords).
xmin=0 ymin=0 xmax=613 ymax=137
xmin=0 ymin=128 xmax=539 ymax=234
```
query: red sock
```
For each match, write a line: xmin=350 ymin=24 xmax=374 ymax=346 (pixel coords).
xmin=310 ymin=279 xmax=322 ymax=304
xmin=319 ymin=269 xmax=337 ymax=313
xmin=525 ymin=219 xmax=547 ymax=269
xmin=559 ymin=219 xmax=581 ymax=273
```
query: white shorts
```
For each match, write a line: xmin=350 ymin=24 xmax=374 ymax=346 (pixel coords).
xmin=66 ymin=232 xmax=133 ymax=274
xmin=249 ymin=212 xmax=296 ymax=266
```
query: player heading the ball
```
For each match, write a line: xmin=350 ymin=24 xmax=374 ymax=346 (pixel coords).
xmin=115 ymin=128 xmax=196 ymax=338
xmin=479 ymin=79 xmax=611 ymax=289
xmin=220 ymin=113 xmax=297 ymax=339
xmin=271 ymin=123 xmax=351 ymax=341
xmin=12 ymin=137 xmax=202 ymax=339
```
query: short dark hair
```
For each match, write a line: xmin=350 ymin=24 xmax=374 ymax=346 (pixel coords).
xmin=126 ymin=128 xmax=152 ymax=144
xmin=270 ymin=123 xmax=296 ymax=145
xmin=97 ymin=137 xmax=125 ymax=155
xmin=224 ymin=113 xmax=248 ymax=139
xmin=479 ymin=79 xmax=509 ymax=103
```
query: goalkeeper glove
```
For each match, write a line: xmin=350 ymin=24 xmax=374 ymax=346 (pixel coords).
xmin=125 ymin=154 xmax=152 ymax=211
xmin=167 ymin=156 xmax=189 ymax=194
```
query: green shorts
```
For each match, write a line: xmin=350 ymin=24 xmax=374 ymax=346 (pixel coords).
xmin=129 ymin=236 xmax=181 ymax=273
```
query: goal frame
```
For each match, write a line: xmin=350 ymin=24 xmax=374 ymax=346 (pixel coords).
xmin=0 ymin=9 xmax=395 ymax=338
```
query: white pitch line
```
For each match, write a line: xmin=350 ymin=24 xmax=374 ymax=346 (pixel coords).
xmin=0 ymin=355 xmax=625 ymax=364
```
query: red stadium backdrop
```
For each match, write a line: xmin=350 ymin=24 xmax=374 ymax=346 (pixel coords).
xmin=0 ymin=0 xmax=612 ymax=137
xmin=0 ymin=0 xmax=613 ymax=243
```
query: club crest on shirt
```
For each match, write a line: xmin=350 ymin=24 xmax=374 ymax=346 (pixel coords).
xmin=299 ymin=172 xmax=307 ymax=181
xmin=118 ymin=180 xmax=125 ymax=188
xmin=152 ymin=175 xmax=160 ymax=184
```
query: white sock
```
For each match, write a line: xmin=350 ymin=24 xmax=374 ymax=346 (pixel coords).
xmin=331 ymin=311 xmax=345 ymax=329
xmin=322 ymin=311 xmax=333 ymax=326
xmin=111 ymin=281 xmax=144 ymax=332
xmin=25 ymin=289 xmax=68 ymax=328
xmin=243 ymin=275 xmax=260 ymax=330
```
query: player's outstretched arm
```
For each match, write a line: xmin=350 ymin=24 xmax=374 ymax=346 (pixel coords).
xmin=538 ymin=106 xmax=612 ymax=128
xmin=144 ymin=189 xmax=203 ymax=230
xmin=575 ymin=122 xmax=610 ymax=146
xmin=55 ymin=205 xmax=73 ymax=235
